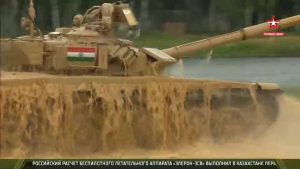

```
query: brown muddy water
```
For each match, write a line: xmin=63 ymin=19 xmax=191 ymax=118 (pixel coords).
xmin=127 ymin=95 xmax=300 ymax=159
xmin=0 ymin=76 xmax=211 ymax=157
xmin=0 ymin=76 xmax=299 ymax=158
xmin=1 ymin=57 xmax=300 ymax=158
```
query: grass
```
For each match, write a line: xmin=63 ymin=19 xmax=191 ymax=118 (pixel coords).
xmin=134 ymin=31 xmax=205 ymax=49
xmin=134 ymin=31 xmax=300 ymax=58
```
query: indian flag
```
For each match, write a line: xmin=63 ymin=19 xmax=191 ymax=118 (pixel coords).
xmin=67 ymin=47 xmax=96 ymax=62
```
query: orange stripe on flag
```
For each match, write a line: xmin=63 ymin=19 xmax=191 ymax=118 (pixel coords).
xmin=67 ymin=47 xmax=96 ymax=53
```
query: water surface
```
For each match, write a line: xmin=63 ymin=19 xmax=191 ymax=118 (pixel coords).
xmin=164 ymin=57 xmax=300 ymax=97
xmin=165 ymin=57 xmax=300 ymax=86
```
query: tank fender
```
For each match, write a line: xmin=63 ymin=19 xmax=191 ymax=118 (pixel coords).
xmin=255 ymin=82 xmax=283 ymax=94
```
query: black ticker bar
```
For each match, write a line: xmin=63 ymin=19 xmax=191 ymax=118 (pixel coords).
xmin=18 ymin=159 xmax=281 ymax=169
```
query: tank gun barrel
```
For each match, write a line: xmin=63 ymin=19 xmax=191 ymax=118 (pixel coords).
xmin=162 ymin=15 xmax=300 ymax=59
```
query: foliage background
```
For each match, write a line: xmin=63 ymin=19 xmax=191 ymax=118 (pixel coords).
xmin=1 ymin=0 xmax=300 ymax=37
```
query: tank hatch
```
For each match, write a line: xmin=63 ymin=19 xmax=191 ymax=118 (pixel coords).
xmin=67 ymin=27 xmax=99 ymax=37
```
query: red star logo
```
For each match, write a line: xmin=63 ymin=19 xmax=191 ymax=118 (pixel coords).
xmin=267 ymin=16 xmax=280 ymax=29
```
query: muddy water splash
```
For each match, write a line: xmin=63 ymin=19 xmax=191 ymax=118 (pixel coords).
xmin=0 ymin=76 xmax=295 ymax=158
xmin=87 ymin=94 xmax=300 ymax=159
xmin=260 ymin=95 xmax=300 ymax=158
xmin=160 ymin=94 xmax=300 ymax=159
xmin=0 ymin=78 xmax=210 ymax=157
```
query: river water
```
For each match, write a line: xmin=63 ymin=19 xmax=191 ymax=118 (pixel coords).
xmin=164 ymin=57 xmax=300 ymax=89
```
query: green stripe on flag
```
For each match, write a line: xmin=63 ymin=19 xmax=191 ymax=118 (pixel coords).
xmin=67 ymin=57 xmax=95 ymax=62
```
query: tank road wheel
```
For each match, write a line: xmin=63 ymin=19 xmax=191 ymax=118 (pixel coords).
xmin=210 ymin=107 xmax=251 ymax=142
xmin=209 ymin=88 xmax=258 ymax=142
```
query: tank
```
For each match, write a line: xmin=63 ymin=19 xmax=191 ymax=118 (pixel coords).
xmin=1 ymin=0 xmax=300 ymax=157
xmin=2 ymin=1 xmax=299 ymax=76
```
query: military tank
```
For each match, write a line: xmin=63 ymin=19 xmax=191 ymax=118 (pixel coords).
xmin=1 ymin=0 xmax=300 ymax=156
xmin=2 ymin=1 xmax=299 ymax=76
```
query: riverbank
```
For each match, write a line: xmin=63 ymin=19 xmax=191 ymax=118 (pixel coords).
xmin=134 ymin=31 xmax=300 ymax=58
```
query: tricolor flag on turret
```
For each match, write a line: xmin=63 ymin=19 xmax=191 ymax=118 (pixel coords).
xmin=67 ymin=47 xmax=96 ymax=62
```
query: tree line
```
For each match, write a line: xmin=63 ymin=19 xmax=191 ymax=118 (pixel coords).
xmin=1 ymin=0 xmax=299 ymax=37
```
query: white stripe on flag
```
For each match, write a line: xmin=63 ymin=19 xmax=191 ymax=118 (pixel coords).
xmin=67 ymin=52 xmax=95 ymax=58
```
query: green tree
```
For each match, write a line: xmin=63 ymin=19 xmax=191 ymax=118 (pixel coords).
xmin=50 ymin=0 xmax=60 ymax=28
xmin=140 ymin=0 xmax=150 ymax=29
xmin=1 ymin=0 xmax=19 ymax=37
xmin=244 ymin=0 xmax=254 ymax=26
xmin=208 ymin=0 xmax=217 ymax=31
